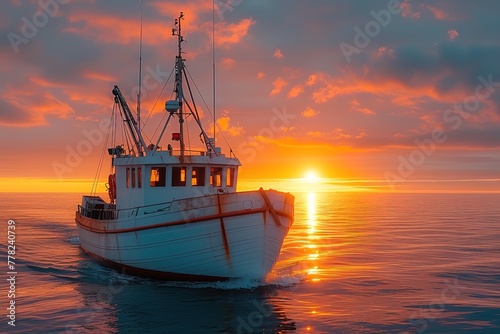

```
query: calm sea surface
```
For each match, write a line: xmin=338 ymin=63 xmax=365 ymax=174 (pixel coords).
xmin=0 ymin=191 xmax=499 ymax=333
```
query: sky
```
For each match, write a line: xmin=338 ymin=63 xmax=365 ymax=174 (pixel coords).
xmin=1 ymin=0 xmax=500 ymax=192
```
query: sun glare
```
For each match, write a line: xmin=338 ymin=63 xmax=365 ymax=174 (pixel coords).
xmin=304 ymin=170 xmax=320 ymax=183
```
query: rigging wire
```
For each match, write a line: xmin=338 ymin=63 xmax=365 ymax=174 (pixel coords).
xmin=184 ymin=66 xmax=236 ymax=157
xmin=117 ymin=103 xmax=135 ymax=155
xmin=140 ymin=66 xmax=175 ymax=130
xmin=90 ymin=105 xmax=114 ymax=196
xmin=111 ymin=102 xmax=117 ymax=174
xmin=185 ymin=111 xmax=191 ymax=151
xmin=150 ymin=90 xmax=175 ymax=143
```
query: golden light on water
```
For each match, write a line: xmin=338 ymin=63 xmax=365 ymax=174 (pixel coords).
xmin=306 ymin=191 xmax=321 ymax=282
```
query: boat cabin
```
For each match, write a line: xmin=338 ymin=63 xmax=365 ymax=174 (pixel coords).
xmin=111 ymin=147 xmax=241 ymax=210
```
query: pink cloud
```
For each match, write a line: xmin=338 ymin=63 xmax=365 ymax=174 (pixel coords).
xmin=273 ymin=48 xmax=284 ymax=59
xmin=400 ymin=1 xmax=421 ymax=19
xmin=220 ymin=57 xmax=235 ymax=69
xmin=448 ymin=29 xmax=459 ymax=40
xmin=377 ymin=47 xmax=394 ymax=58
xmin=424 ymin=4 xmax=450 ymax=20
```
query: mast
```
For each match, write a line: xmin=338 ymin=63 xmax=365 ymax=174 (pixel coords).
xmin=172 ymin=12 xmax=186 ymax=156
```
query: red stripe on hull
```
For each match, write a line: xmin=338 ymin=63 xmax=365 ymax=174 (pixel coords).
xmin=76 ymin=207 xmax=293 ymax=235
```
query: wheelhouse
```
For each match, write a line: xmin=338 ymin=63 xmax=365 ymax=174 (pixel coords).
xmin=111 ymin=149 xmax=240 ymax=210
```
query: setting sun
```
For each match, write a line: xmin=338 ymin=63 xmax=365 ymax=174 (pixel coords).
xmin=304 ymin=170 xmax=320 ymax=182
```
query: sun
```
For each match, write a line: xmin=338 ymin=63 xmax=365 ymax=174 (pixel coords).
xmin=304 ymin=170 xmax=320 ymax=183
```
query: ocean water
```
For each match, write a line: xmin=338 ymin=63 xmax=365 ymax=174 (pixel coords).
xmin=0 ymin=191 xmax=499 ymax=333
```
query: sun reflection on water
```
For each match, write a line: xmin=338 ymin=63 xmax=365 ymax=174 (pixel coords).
xmin=306 ymin=192 xmax=321 ymax=282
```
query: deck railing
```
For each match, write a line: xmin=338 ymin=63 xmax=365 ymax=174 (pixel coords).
xmin=78 ymin=200 xmax=173 ymax=221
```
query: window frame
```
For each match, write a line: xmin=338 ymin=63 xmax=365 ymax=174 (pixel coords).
xmin=150 ymin=166 xmax=166 ymax=187
xmin=210 ymin=167 xmax=223 ymax=187
xmin=191 ymin=166 xmax=206 ymax=187
xmin=172 ymin=166 xmax=187 ymax=187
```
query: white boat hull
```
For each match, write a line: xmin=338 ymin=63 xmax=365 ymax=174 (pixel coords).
xmin=76 ymin=189 xmax=294 ymax=281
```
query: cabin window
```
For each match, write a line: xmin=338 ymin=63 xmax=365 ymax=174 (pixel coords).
xmin=227 ymin=168 xmax=235 ymax=187
xmin=150 ymin=167 xmax=166 ymax=187
xmin=131 ymin=168 xmax=136 ymax=188
xmin=137 ymin=167 xmax=142 ymax=188
xmin=192 ymin=167 xmax=206 ymax=186
xmin=172 ymin=166 xmax=187 ymax=187
xmin=126 ymin=168 xmax=131 ymax=188
xmin=210 ymin=167 xmax=223 ymax=187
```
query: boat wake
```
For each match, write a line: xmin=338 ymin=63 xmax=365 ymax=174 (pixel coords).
xmin=27 ymin=263 xmax=81 ymax=281
xmin=27 ymin=258 xmax=305 ymax=291
xmin=157 ymin=273 xmax=304 ymax=290
xmin=67 ymin=235 xmax=80 ymax=245
xmin=157 ymin=262 xmax=306 ymax=290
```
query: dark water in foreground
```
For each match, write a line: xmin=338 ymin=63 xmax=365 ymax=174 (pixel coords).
xmin=0 ymin=191 xmax=499 ymax=333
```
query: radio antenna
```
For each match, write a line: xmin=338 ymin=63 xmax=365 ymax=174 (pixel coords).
xmin=137 ymin=0 xmax=144 ymax=134
xmin=212 ymin=0 xmax=216 ymax=144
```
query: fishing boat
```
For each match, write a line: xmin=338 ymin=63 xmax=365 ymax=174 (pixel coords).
xmin=75 ymin=12 xmax=294 ymax=281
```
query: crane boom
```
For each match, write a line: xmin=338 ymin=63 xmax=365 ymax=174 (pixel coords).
xmin=112 ymin=85 xmax=147 ymax=156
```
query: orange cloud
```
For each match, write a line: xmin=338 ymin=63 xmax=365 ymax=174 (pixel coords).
xmin=287 ymin=85 xmax=304 ymax=98
xmin=312 ymin=78 xmax=346 ymax=103
xmin=306 ymin=70 xmax=456 ymax=108
xmin=64 ymin=11 xmax=167 ymax=45
xmin=83 ymin=71 xmax=117 ymax=82
xmin=306 ymin=74 xmax=318 ymax=86
xmin=0 ymin=88 xmax=74 ymax=127
xmin=350 ymin=99 xmax=376 ymax=115
xmin=211 ymin=111 xmax=244 ymax=136
xmin=270 ymin=77 xmax=288 ymax=96
xmin=302 ymin=107 xmax=320 ymax=118
xmin=215 ymin=18 xmax=255 ymax=47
